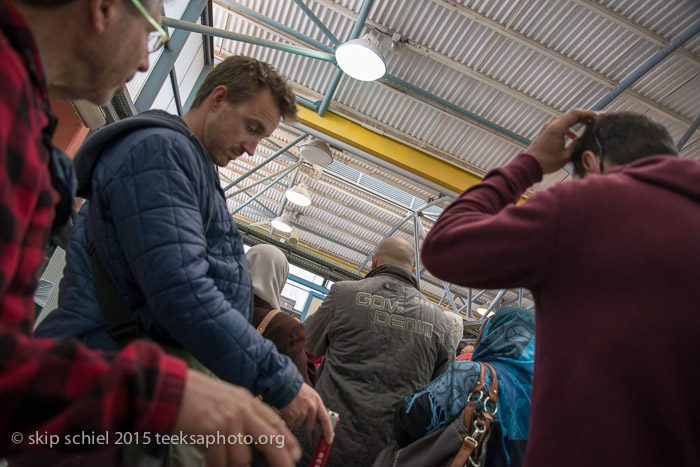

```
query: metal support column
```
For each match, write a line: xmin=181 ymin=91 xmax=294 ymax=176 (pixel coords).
xmin=161 ymin=17 xmax=336 ymax=62
xmin=136 ymin=0 xmax=207 ymax=111
xmin=677 ymin=113 xmax=700 ymax=151
xmin=221 ymin=134 xmax=306 ymax=192
xmin=317 ymin=0 xmax=375 ymax=116
xmin=441 ymin=281 xmax=458 ymax=313
xmin=412 ymin=211 xmax=421 ymax=286
xmin=592 ymin=19 xmax=700 ymax=111
xmin=220 ymin=0 xmax=334 ymax=53
xmin=292 ymin=0 xmax=339 ymax=46
xmin=169 ymin=68 xmax=183 ymax=116
xmin=230 ymin=164 xmax=300 ymax=216
xmin=482 ymin=289 xmax=508 ymax=321
xmin=227 ymin=162 xmax=302 ymax=198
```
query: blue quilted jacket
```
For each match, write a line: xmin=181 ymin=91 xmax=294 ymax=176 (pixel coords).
xmin=36 ymin=110 xmax=302 ymax=407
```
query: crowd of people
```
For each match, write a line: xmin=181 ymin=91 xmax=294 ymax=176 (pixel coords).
xmin=1 ymin=0 xmax=698 ymax=466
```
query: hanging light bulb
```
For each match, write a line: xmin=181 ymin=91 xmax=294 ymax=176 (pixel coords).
xmin=335 ymin=33 xmax=386 ymax=81
xmin=270 ymin=212 xmax=293 ymax=233
xmin=285 ymin=183 xmax=312 ymax=207
xmin=298 ymin=138 xmax=334 ymax=166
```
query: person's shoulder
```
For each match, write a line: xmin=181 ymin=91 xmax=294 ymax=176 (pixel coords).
xmin=0 ymin=34 xmax=28 ymax=83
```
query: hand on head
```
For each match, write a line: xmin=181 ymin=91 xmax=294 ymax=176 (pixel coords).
xmin=173 ymin=369 xmax=301 ymax=467
xmin=527 ymin=109 xmax=601 ymax=174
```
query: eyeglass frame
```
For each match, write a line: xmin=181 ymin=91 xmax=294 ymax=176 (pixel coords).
xmin=130 ymin=0 xmax=169 ymax=53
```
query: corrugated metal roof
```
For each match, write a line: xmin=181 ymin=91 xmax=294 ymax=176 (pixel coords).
xmin=122 ymin=0 xmax=700 ymax=308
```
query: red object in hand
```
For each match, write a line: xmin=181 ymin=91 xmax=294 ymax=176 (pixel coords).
xmin=310 ymin=410 xmax=339 ymax=467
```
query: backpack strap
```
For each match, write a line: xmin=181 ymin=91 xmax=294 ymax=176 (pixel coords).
xmin=450 ymin=362 xmax=499 ymax=467
xmin=257 ymin=309 xmax=282 ymax=335
xmin=78 ymin=112 xmax=199 ymax=347
xmin=87 ymin=240 xmax=145 ymax=346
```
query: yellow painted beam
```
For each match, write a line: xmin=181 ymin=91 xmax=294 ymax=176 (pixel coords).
xmin=297 ymin=106 xmax=482 ymax=194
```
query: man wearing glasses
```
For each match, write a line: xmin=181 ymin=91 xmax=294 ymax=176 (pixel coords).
xmin=1 ymin=1 xmax=302 ymax=466
xmin=420 ymin=109 xmax=700 ymax=467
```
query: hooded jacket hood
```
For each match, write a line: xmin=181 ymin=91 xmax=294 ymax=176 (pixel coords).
xmin=73 ymin=110 xmax=195 ymax=199
xmin=607 ymin=154 xmax=700 ymax=204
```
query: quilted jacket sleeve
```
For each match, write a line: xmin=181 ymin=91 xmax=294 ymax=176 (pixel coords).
xmin=96 ymin=133 xmax=302 ymax=408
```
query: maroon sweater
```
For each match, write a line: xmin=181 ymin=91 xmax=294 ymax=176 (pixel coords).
xmin=422 ymin=153 xmax=700 ymax=467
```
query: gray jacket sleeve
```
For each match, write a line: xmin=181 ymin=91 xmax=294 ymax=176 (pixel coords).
xmin=432 ymin=316 xmax=455 ymax=379
xmin=304 ymin=284 xmax=339 ymax=357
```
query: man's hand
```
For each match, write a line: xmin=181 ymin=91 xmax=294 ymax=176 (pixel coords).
xmin=279 ymin=382 xmax=335 ymax=443
xmin=173 ymin=369 xmax=301 ymax=467
xmin=527 ymin=108 xmax=600 ymax=174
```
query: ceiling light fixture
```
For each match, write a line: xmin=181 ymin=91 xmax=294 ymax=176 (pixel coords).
xmin=284 ymin=183 xmax=312 ymax=207
xmin=335 ymin=33 xmax=386 ymax=81
xmin=298 ymin=137 xmax=334 ymax=166
xmin=270 ymin=212 xmax=294 ymax=233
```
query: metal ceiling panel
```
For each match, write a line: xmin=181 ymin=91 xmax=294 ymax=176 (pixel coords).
xmin=179 ymin=0 xmax=700 ymax=306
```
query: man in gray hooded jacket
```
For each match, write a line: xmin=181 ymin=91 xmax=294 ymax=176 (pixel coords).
xmin=301 ymin=236 xmax=454 ymax=466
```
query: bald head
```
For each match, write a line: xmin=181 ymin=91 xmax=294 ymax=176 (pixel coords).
xmin=373 ymin=237 xmax=415 ymax=271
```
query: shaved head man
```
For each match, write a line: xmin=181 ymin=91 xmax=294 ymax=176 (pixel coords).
xmin=373 ymin=236 xmax=416 ymax=272
xmin=301 ymin=236 xmax=455 ymax=466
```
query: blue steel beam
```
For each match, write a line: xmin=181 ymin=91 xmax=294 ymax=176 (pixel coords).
xmin=483 ymin=289 xmax=508 ymax=319
xmin=220 ymin=0 xmax=334 ymax=53
xmin=201 ymin=1 xmax=214 ymax=65
xmin=135 ymin=0 xmax=207 ymax=111
xmin=269 ymin=164 xmax=302 ymax=235
xmin=677 ymin=113 xmax=700 ymax=151
xmin=169 ymin=68 xmax=183 ymax=116
xmin=357 ymin=212 xmax=413 ymax=272
xmin=183 ymin=63 xmax=212 ymax=113
xmin=230 ymin=165 xmax=299 ymax=215
xmin=222 ymin=134 xmax=307 ymax=192
xmin=441 ymin=281 xmax=458 ymax=313
xmin=290 ymin=224 xmax=368 ymax=257
xmin=227 ymin=162 xmax=302 ymax=198
xmin=292 ymin=0 xmax=339 ymax=46
xmin=412 ymin=211 xmax=421 ymax=285
xmin=317 ymin=0 xmax=375 ymax=116
xmin=592 ymin=19 xmax=700 ymax=111
xmin=296 ymin=96 xmax=321 ymax=110
xmin=288 ymin=273 xmax=329 ymax=295
xmin=466 ymin=288 xmax=472 ymax=318
xmin=357 ymin=195 xmax=451 ymax=272
xmin=227 ymin=7 xmax=535 ymax=156
xmin=317 ymin=68 xmax=344 ymax=116
xmin=383 ymin=75 xmax=531 ymax=146
xmin=161 ymin=17 xmax=336 ymax=63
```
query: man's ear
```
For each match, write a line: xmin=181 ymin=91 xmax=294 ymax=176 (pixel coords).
xmin=581 ymin=150 xmax=602 ymax=175
xmin=371 ymin=253 xmax=377 ymax=270
xmin=208 ymin=85 xmax=229 ymax=112
xmin=411 ymin=266 xmax=417 ymax=273
xmin=88 ymin=0 xmax=120 ymax=33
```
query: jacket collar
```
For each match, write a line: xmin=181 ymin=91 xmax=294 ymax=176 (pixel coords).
xmin=365 ymin=264 xmax=418 ymax=289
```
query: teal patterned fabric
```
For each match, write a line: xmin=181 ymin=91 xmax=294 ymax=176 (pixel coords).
xmin=396 ymin=307 xmax=535 ymax=466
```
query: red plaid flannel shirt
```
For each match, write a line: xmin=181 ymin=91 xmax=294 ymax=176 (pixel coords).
xmin=0 ymin=2 xmax=187 ymax=455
